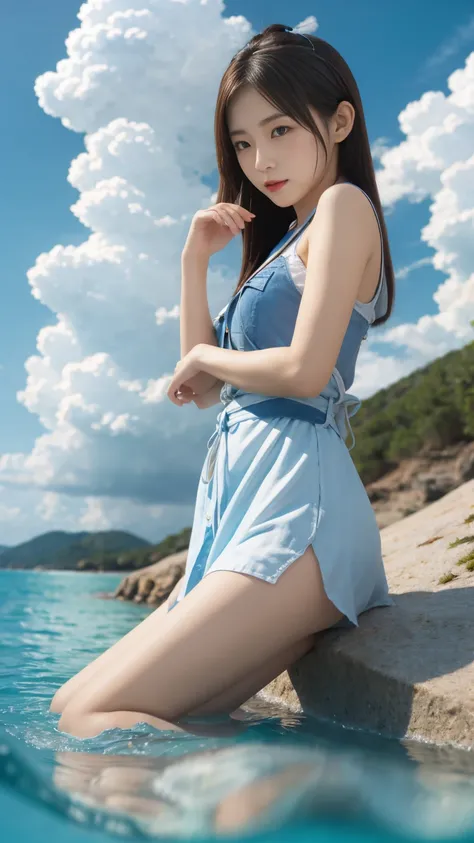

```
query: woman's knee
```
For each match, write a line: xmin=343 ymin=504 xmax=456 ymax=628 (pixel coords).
xmin=49 ymin=688 xmax=67 ymax=714
xmin=50 ymin=668 xmax=89 ymax=712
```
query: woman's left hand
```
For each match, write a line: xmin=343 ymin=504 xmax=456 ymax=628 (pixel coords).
xmin=167 ymin=345 xmax=204 ymax=406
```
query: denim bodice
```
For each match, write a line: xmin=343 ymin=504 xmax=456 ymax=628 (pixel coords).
xmin=212 ymin=184 xmax=387 ymax=449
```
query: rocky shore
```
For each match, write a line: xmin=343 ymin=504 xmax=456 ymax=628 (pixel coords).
xmin=114 ymin=551 xmax=186 ymax=605
xmin=366 ymin=440 xmax=474 ymax=529
xmin=113 ymin=473 xmax=474 ymax=748
xmin=261 ymin=477 xmax=474 ymax=748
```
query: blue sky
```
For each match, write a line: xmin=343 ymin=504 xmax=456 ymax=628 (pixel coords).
xmin=0 ymin=0 xmax=473 ymax=545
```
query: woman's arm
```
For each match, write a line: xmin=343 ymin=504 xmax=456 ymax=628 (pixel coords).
xmin=191 ymin=380 xmax=225 ymax=409
xmin=180 ymin=249 xmax=221 ymax=395
xmin=194 ymin=185 xmax=375 ymax=399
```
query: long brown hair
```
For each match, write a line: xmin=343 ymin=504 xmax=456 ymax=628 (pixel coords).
xmin=213 ymin=23 xmax=394 ymax=326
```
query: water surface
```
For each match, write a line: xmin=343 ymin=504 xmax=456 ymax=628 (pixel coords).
xmin=1 ymin=569 xmax=474 ymax=842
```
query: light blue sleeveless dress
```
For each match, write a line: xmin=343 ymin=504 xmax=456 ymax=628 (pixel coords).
xmin=168 ymin=184 xmax=393 ymax=627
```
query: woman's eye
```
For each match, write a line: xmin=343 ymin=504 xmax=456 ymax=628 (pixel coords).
xmin=234 ymin=125 xmax=290 ymax=152
xmin=273 ymin=125 xmax=290 ymax=138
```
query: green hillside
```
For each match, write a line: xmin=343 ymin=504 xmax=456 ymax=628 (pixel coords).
xmin=0 ymin=530 xmax=150 ymax=571
xmin=77 ymin=526 xmax=192 ymax=573
xmin=351 ymin=339 xmax=474 ymax=484
xmin=0 ymin=527 xmax=193 ymax=573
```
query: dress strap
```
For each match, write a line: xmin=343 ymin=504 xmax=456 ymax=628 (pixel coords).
xmin=244 ymin=209 xmax=317 ymax=284
xmin=211 ymin=214 xmax=315 ymax=330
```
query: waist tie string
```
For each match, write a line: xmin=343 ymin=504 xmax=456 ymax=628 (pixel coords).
xmin=202 ymin=390 xmax=361 ymax=486
xmin=203 ymin=408 xmax=229 ymax=485
xmin=324 ymin=393 xmax=362 ymax=452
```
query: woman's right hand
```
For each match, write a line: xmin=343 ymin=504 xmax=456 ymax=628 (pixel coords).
xmin=182 ymin=203 xmax=256 ymax=260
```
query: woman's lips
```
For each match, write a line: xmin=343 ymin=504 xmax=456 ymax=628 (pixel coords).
xmin=266 ymin=180 xmax=288 ymax=192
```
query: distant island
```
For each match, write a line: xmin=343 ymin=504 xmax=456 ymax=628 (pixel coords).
xmin=0 ymin=527 xmax=191 ymax=573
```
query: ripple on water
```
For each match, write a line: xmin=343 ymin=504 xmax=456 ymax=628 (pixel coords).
xmin=2 ymin=569 xmax=474 ymax=841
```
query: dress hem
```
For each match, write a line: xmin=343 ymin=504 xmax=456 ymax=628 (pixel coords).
xmin=167 ymin=556 xmax=393 ymax=626
xmin=168 ymin=424 xmax=393 ymax=627
xmin=197 ymin=500 xmax=365 ymax=627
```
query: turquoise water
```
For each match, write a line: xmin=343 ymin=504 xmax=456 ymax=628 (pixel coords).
xmin=1 ymin=570 xmax=474 ymax=842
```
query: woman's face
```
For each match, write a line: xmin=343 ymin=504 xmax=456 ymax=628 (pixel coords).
xmin=226 ymin=86 xmax=331 ymax=207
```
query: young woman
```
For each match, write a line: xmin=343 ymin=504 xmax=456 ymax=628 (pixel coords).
xmin=52 ymin=24 xmax=395 ymax=739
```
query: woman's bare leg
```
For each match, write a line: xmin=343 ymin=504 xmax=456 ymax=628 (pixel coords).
xmin=49 ymin=578 xmax=184 ymax=714
xmin=183 ymin=633 xmax=315 ymax=717
xmin=57 ymin=546 xmax=343 ymax=738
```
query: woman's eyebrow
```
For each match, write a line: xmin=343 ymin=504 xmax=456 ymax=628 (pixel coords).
xmin=229 ymin=111 xmax=287 ymax=137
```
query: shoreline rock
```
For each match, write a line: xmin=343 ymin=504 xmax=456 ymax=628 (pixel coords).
xmin=113 ymin=552 xmax=186 ymax=605
xmin=259 ymin=478 xmax=474 ymax=748
xmin=367 ymin=441 xmax=474 ymax=529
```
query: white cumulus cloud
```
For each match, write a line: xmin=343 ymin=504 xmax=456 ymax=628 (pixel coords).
xmin=354 ymin=51 xmax=474 ymax=398
xmin=0 ymin=3 xmax=473 ymax=546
